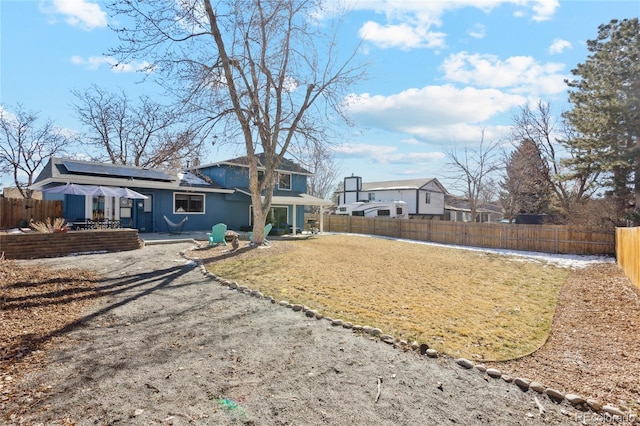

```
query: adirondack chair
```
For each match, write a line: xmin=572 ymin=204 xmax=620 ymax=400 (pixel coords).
xmin=207 ymin=223 xmax=228 ymax=247
xmin=249 ymin=223 xmax=273 ymax=245
xmin=163 ymin=215 xmax=188 ymax=235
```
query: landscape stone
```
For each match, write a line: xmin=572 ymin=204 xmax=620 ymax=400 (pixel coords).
xmin=362 ymin=326 xmax=373 ymax=334
xmin=411 ymin=341 xmax=419 ymax=351
xmin=291 ymin=304 xmax=303 ymax=312
xmin=501 ymin=375 xmax=513 ymax=383
xmin=380 ymin=335 xmax=395 ymax=344
xmin=418 ymin=343 xmax=429 ymax=355
xmin=343 ymin=322 xmax=353 ymax=329
xmin=305 ymin=310 xmax=316 ymax=318
xmin=314 ymin=312 xmax=324 ymax=320
xmin=486 ymin=368 xmax=501 ymax=378
xmin=586 ymin=399 xmax=602 ymax=411
xmin=545 ymin=388 xmax=564 ymax=402
xmin=425 ymin=349 xmax=438 ymax=358
xmin=565 ymin=394 xmax=585 ymax=406
xmin=455 ymin=358 xmax=474 ymax=369
xmin=370 ymin=328 xmax=383 ymax=336
xmin=331 ymin=319 xmax=343 ymax=327
xmin=278 ymin=300 xmax=289 ymax=306
xmin=514 ymin=378 xmax=530 ymax=390
xmin=236 ymin=285 xmax=248 ymax=292
xmin=602 ymin=405 xmax=625 ymax=417
xmin=228 ymin=281 xmax=238 ymax=289
xmin=529 ymin=382 xmax=545 ymax=393
xmin=475 ymin=364 xmax=486 ymax=373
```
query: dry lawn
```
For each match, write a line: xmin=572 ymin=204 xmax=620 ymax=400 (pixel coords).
xmin=202 ymin=234 xmax=569 ymax=361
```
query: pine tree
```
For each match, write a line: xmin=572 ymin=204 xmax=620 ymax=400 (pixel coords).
xmin=501 ymin=139 xmax=553 ymax=219
xmin=563 ymin=18 xmax=640 ymax=224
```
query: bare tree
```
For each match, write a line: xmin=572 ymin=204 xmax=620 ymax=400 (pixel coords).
xmin=0 ymin=105 xmax=73 ymax=198
xmin=446 ymin=130 xmax=501 ymax=222
xmin=107 ymin=0 xmax=363 ymax=244
xmin=511 ymin=100 xmax=600 ymax=217
xmin=290 ymin=141 xmax=341 ymax=208
xmin=72 ymin=85 xmax=204 ymax=169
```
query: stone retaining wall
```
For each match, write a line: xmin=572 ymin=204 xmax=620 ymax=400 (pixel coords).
xmin=0 ymin=229 xmax=142 ymax=259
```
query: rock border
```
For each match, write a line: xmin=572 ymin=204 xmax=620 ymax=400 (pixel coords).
xmin=183 ymin=249 xmax=639 ymax=422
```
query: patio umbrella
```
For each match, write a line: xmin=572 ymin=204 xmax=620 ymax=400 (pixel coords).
xmin=85 ymin=185 xmax=121 ymax=197
xmin=42 ymin=183 xmax=93 ymax=196
xmin=116 ymin=187 xmax=148 ymax=199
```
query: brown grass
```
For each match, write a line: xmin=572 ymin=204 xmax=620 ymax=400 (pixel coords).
xmin=204 ymin=234 xmax=569 ymax=361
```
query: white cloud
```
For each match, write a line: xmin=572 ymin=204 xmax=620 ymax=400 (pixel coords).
xmin=359 ymin=21 xmax=445 ymax=49
xmin=333 ymin=143 xmax=444 ymax=165
xmin=70 ymin=55 xmax=152 ymax=73
xmin=441 ymin=52 xmax=568 ymax=95
xmin=467 ymin=24 xmax=487 ymax=39
xmin=345 ymin=85 xmax=524 ymax=128
xmin=41 ymin=0 xmax=108 ymax=30
xmin=343 ymin=0 xmax=559 ymax=50
xmin=342 ymin=85 xmax=522 ymax=147
xmin=548 ymin=38 xmax=572 ymax=54
xmin=528 ymin=0 xmax=560 ymax=22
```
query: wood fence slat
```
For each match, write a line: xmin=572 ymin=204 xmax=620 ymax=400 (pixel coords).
xmin=317 ymin=215 xmax=615 ymax=256
xmin=1 ymin=198 xmax=63 ymax=228
xmin=616 ymin=227 xmax=640 ymax=291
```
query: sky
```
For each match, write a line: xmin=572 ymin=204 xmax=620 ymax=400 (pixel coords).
xmin=1 ymin=0 xmax=639 ymax=194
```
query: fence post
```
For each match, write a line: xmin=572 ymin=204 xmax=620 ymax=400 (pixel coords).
xmin=503 ymin=224 xmax=507 ymax=249
xmin=555 ymin=226 xmax=559 ymax=253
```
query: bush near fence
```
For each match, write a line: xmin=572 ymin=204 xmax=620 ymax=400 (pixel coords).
xmin=319 ymin=215 xmax=615 ymax=256
xmin=0 ymin=198 xmax=63 ymax=229
xmin=616 ymin=227 xmax=640 ymax=291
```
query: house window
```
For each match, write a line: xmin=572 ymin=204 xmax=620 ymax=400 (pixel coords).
xmin=278 ymin=173 xmax=291 ymax=190
xmin=425 ymin=192 xmax=431 ymax=204
xmin=368 ymin=193 xmax=375 ymax=201
xmin=174 ymin=193 xmax=205 ymax=213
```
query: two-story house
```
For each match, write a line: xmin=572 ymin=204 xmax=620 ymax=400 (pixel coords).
xmin=337 ymin=175 xmax=448 ymax=219
xmin=31 ymin=154 xmax=328 ymax=233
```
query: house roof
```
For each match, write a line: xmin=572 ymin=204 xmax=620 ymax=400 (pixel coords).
xmin=360 ymin=178 xmax=448 ymax=194
xmin=234 ymin=188 xmax=330 ymax=206
xmin=195 ymin=153 xmax=312 ymax=176
xmin=30 ymin=157 xmax=233 ymax=193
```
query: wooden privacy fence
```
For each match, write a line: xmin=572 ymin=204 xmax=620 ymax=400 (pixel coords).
xmin=0 ymin=198 xmax=63 ymax=229
xmin=616 ymin=227 xmax=640 ymax=291
xmin=322 ymin=215 xmax=616 ymax=256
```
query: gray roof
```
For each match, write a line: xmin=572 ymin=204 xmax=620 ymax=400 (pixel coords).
xmin=31 ymin=157 xmax=232 ymax=193
xmin=361 ymin=178 xmax=447 ymax=193
xmin=196 ymin=153 xmax=312 ymax=175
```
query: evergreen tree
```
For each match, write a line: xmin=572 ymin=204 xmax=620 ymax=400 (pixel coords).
xmin=563 ymin=18 xmax=640 ymax=224
xmin=500 ymin=139 xmax=553 ymax=218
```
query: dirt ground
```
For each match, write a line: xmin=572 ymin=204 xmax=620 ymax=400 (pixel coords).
xmin=1 ymin=238 xmax=638 ymax=425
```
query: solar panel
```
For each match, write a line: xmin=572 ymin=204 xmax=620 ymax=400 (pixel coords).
xmin=62 ymin=160 xmax=175 ymax=181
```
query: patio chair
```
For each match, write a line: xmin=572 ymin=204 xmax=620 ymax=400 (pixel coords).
xmin=163 ymin=215 xmax=188 ymax=235
xmin=249 ymin=223 xmax=273 ymax=245
xmin=207 ymin=223 xmax=228 ymax=247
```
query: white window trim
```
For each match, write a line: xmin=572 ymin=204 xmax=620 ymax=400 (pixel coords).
xmin=278 ymin=173 xmax=292 ymax=191
xmin=173 ymin=192 xmax=206 ymax=214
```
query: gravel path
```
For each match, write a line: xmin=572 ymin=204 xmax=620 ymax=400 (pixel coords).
xmin=5 ymin=243 xmax=593 ymax=425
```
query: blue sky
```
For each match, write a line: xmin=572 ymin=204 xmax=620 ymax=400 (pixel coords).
xmin=1 ymin=0 xmax=639 ymax=192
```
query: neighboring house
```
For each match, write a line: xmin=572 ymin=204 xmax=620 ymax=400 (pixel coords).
xmin=1 ymin=187 xmax=43 ymax=199
xmin=31 ymin=155 xmax=328 ymax=233
xmin=444 ymin=194 xmax=504 ymax=223
xmin=337 ymin=175 xmax=448 ymax=219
